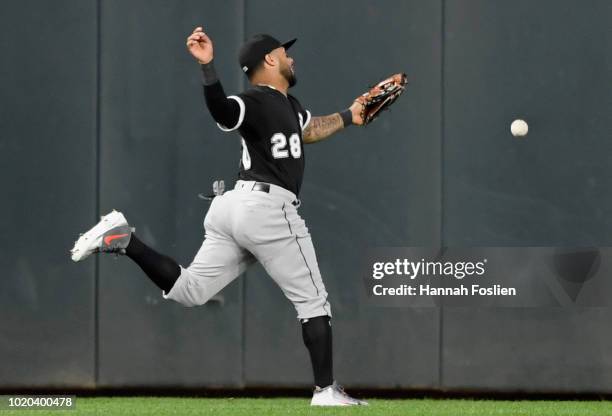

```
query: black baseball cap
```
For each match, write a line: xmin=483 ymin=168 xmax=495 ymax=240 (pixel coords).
xmin=239 ymin=34 xmax=297 ymax=74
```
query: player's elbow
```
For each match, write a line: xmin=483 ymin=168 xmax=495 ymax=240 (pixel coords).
xmin=302 ymin=126 xmax=317 ymax=144
xmin=206 ymin=96 xmax=245 ymax=133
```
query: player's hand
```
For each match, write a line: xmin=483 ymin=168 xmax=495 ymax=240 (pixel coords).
xmin=350 ymin=99 xmax=365 ymax=126
xmin=186 ymin=26 xmax=214 ymax=64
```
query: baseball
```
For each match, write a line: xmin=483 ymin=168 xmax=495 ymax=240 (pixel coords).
xmin=511 ymin=119 xmax=528 ymax=137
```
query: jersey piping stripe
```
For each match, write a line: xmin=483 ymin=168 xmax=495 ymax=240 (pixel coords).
xmin=295 ymin=236 xmax=320 ymax=296
xmin=296 ymin=236 xmax=330 ymax=317
xmin=282 ymin=203 xmax=317 ymax=293
xmin=216 ymin=95 xmax=246 ymax=132
xmin=282 ymin=203 xmax=330 ymax=316
xmin=302 ymin=110 xmax=312 ymax=131
xmin=282 ymin=203 xmax=293 ymax=235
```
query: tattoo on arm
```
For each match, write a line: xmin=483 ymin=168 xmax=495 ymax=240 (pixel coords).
xmin=303 ymin=114 xmax=344 ymax=144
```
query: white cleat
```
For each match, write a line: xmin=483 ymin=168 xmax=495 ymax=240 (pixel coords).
xmin=70 ymin=210 xmax=132 ymax=262
xmin=310 ymin=381 xmax=368 ymax=406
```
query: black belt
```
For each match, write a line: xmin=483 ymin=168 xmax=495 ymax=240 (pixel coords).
xmin=250 ymin=182 xmax=300 ymax=207
xmin=252 ymin=182 xmax=270 ymax=193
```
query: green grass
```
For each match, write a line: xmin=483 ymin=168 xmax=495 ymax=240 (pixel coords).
xmin=3 ymin=397 xmax=612 ymax=416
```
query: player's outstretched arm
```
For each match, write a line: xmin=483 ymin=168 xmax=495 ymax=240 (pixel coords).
xmin=302 ymin=101 xmax=364 ymax=144
xmin=187 ymin=26 xmax=242 ymax=131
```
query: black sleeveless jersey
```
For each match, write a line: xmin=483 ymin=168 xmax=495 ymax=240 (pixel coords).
xmin=216 ymin=85 xmax=310 ymax=196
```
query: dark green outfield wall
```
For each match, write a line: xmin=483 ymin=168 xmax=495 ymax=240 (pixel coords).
xmin=1 ymin=0 xmax=611 ymax=392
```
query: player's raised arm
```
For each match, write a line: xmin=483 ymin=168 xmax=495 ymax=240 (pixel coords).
xmin=186 ymin=27 xmax=243 ymax=131
xmin=302 ymin=102 xmax=364 ymax=144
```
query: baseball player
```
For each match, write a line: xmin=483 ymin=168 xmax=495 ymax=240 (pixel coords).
xmin=71 ymin=27 xmax=368 ymax=406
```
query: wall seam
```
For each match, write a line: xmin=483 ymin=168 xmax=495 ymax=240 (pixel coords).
xmin=438 ymin=0 xmax=446 ymax=391
xmin=93 ymin=0 xmax=102 ymax=388
xmin=239 ymin=0 xmax=247 ymax=389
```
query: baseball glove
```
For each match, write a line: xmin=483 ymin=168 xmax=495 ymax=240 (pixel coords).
xmin=355 ymin=73 xmax=407 ymax=125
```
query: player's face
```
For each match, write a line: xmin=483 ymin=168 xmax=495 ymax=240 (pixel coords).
xmin=278 ymin=47 xmax=297 ymax=87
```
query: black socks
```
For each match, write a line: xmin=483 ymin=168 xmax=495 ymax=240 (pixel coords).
xmin=125 ymin=234 xmax=181 ymax=293
xmin=301 ymin=315 xmax=333 ymax=388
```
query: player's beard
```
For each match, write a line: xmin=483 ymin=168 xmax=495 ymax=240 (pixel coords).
xmin=281 ymin=63 xmax=297 ymax=87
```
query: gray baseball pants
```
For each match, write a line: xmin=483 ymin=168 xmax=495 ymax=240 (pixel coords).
xmin=163 ymin=180 xmax=331 ymax=319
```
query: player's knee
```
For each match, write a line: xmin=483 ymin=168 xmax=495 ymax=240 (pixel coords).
xmin=163 ymin=269 xmax=217 ymax=307
xmin=295 ymin=296 xmax=332 ymax=320
xmin=167 ymin=290 xmax=214 ymax=307
xmin=176 ymin=287 xmax=216 ymax=307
